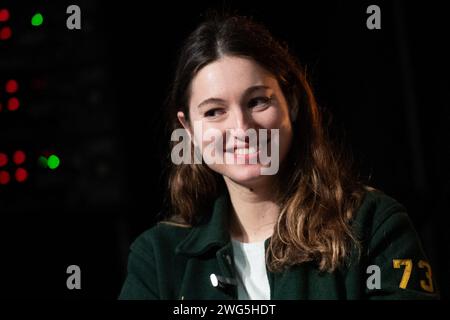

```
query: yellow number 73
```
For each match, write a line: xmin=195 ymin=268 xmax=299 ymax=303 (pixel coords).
xmin=393 ymin=259 xmax=434 ymax=292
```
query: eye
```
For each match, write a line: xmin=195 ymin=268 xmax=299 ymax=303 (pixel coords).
xmin=204 ymin=108 xmax=225 ymax=118
xmin=248 ymin=96 xmax=273 ymax=109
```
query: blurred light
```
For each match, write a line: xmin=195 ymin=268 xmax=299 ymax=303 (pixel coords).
xmin=47 ymin=155 xmax=60 ymax=170
xmin=0 ymin=8 xmax=9 ymax=22
xmin=0 ymin=170 xmax=10 ymax=185
xmin=7 ymin=97 xmax=19 ymax=111
xmin=38 ymin=155 xmax=48 ymax=168
xmin=13 ymin=150 xmax=26 ymax=165
xmin=31 ymin=13 xmax=43 ymax=26
xmin=6 ymin=79 xmax=18 ymax=94
xmin=0 ymin=153 xmax=8 ymax=167
xmin=0 ymin=26 xmax=12 ymax=40
xmin=15 ymin=168 xmax=28 ymax=182
xmin=0 ymin=102 xmax=2 ymax=112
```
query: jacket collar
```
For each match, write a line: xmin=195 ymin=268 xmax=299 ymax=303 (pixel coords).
xmin=175 ymin=192 xmax=231 ymax=256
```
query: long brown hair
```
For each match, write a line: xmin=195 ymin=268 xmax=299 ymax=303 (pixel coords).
xmin=163 ymin=13 xmax=367 ymax=272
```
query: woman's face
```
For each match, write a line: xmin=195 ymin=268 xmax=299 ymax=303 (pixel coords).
xmin=178 ymin=56 xmax=293 ymax=187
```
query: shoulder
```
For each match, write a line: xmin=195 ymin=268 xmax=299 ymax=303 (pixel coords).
xmin=352 ymin=189 xmax=410 ymax=240
xmin=351 ymin=188 xmax=427 ymax=260
xmin=119 ymin=220 xmax=193 ymax=299
xmin=130 ymin=219 xmax=193 ymax=256
xmin=351 ymin=188 xmax=427 ymax=266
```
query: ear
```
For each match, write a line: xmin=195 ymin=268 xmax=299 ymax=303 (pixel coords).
xmin=177 ymin=111 xmax=193 ymax=140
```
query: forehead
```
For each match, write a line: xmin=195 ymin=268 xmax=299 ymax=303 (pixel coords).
xmin=189 ymin=56 xmax=277 ymax=104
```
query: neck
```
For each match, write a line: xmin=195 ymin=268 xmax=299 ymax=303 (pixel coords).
xmin=224 ymin=176 xmax=280 ymax=243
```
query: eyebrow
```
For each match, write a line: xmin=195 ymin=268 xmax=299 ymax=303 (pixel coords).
xmin=197 ymin=85 xmax=270 ymax=109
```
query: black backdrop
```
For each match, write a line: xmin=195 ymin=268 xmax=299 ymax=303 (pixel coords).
xmin=0 ymin=0 xmax=448 ymax=299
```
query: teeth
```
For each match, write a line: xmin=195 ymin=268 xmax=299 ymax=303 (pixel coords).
xmin=235 ymin=147 xmax=257 ymax=155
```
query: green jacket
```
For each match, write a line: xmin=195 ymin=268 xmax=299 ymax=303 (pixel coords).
xmin=119 ymin=190 xmax=439 ymax=300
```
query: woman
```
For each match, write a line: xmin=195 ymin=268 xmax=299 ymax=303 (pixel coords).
xmin=119 ymin=13 xmax=438 ymax=300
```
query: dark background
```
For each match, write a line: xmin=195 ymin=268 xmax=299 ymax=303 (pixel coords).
xmin=0 ymin=0 xmax=448 ymax=299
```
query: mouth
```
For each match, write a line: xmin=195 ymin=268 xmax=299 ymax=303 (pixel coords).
xmin=234 ymin=146 xmax=258 ymax=155
xmin=224 ymin=138 xmax=271 ymax=157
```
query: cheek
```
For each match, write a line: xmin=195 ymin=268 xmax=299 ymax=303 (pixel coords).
xmin=254 ymin=108 xmax=280 ymax=128
xmin=254 ymin=105 xmax=292 ymax=130
xmin=191 ymin=121 xmax=225 ymax=149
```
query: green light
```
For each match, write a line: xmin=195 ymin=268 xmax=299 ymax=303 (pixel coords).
xmin=31 ymin=13 xmax=44 ymax=26
xmin=38 ymin=156 xmax=48 ymax=168
xmin=47 ymin=155 xmax=60 ymax=170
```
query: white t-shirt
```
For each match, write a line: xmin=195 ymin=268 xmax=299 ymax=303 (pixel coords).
xmin=231 ymin=238 xmax=271 ymax=300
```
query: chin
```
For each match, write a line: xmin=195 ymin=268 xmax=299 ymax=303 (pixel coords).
xmin=221 ymin=164 xmax=273 ymax=187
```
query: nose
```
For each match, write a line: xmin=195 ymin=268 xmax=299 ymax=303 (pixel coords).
xmin=229 ymin=106 xmax=254 ymax=141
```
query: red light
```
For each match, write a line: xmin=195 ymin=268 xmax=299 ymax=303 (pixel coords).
xmin=0 ymin=102 xmax=2 ymax=112
xmin=0 ymin=170 xmax=10 ymax=185
xmin=13 ymin=150 xmax=26 ymax=165
xmin=0 ymin=153 xmax=8 ymax=167
xmin=7 ymin=97 xmax=19 ymax=111
xmin=15 ymin=168 xmax=28 ymax=183
xmin=0 ymin=26 xmax=11 ymax=40
xmin=0 ymin=9 xmax=9 ymax=22
xmin=6 ymin=79 xmax=18 ymax=93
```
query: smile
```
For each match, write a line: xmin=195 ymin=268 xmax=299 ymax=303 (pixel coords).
xmin=234 ymin=147 xmax=258 ymax=155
